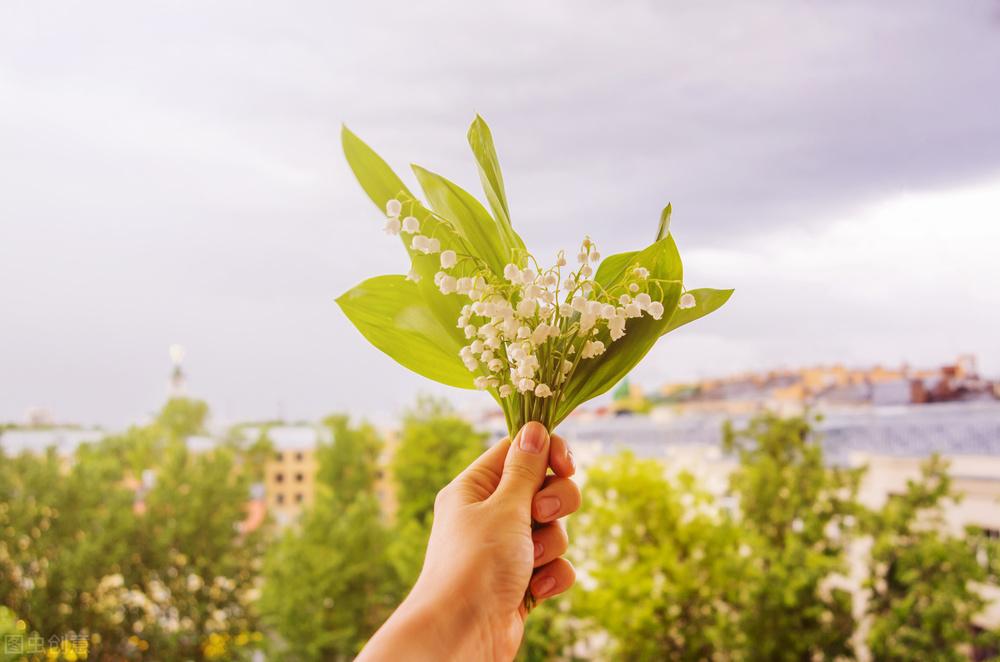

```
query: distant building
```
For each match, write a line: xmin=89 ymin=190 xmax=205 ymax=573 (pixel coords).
xmin=259 ymin=425 xmax=327 ymax=526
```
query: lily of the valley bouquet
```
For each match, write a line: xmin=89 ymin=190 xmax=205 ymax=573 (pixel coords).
xmin=337 ymin=116 xmax=731 ymax=439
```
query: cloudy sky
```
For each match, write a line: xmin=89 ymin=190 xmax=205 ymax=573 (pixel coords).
xmin=2 ymin=1 xmax=999 ymax=427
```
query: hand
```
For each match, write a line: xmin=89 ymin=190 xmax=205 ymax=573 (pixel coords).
xmin=358 ymin=422 xmax=580 ymax=661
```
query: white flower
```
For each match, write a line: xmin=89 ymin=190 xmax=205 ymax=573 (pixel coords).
xmin=609 ymin=314 xmax=626 ymax=341
xmin=624 ymin=302 xmax=642 ymax=318
xmin=629 ymin=283 xmax=640 ymax=293
xmin=473 ymin=376 xmax=490 ymax=390
xmin=633 ymin=267 xmax=649 ymax=279
xmin=463 ymin=356 xmax=479 ymax=371
xmin=456 ymin=277 xmax=473 ymax=295
xmin=580 ymin=264 xmax=593 ymax=278
xmin=571 ymin=295 xmax=588 ymax=313
xmin=618 ymin=294 xmax=631 ymax=305
xmin=678 ymin=292 xmax=696 ymax=309
xmin=577 ymin=251 xmax=587 ymax=264
xmin=440 ymin=250 xmax=457 ymax=269
xmin=579 ymin=312 xmax=598 ymax=333
xmin=534 ymin=383 xmax=553 ymax=397
xmin=488 ymin=358 xmax=503 ymax=372
xmin=542 ymin=272 xmax=558 ymax=288
xmin=600 ymin=303 xmax=616 ymax=320
xmin=520 ymin=268 xmax=535 ymax=283
xmin=405 ymin=267 xmax=420 ymax=282
xmin=383 ymin=217 xmax=401 ymax=235
xmin=556 ymin=250 xmax=567 ymax=267
xmin=517 ymin=377 xmax=536 ymax=393
xmin=516 ymin=325 xmax=531 ymax=339
xmin=470 ymin=339 xmax=484 ymax=354
xmin=464 ymin=324 xmax=477 ymax=339
xmin=581 ymin=340 xmax=606 ymax=359
xmin=516 ymin=298 xmax=536 ymax=318
xmin=401 ymin=216 xmax=420 ymax=234
xmin=499 ymin=384 xmax=513 ymax=397
xmin=411 ymin=234 xmax=428 ymax=252
xmin=438 ymin=275 xmax=458 ymax=294
xmin=386 ymin=199 xmax=402 ymax=217
xmin=791 ymin=518 xmax=804 ymax=533
xmin=635 ymin=293 xmax=652 ymax=309
xmin=425 ymin=237 xmax=441 ymax=254
xmin=480 ymin=349 xmax=494 ymax=362
xmin=648 ymin=301 xmax=665 ymax=320
xmin=589 ymin=251 xmax=601 ymax=262
xmin=503 ymin=263 xmax=520 ymax=282
xmin=558 ymin=303 xmax=573 ymax=317
xmin=562 ymin=359 xmax=573 ymax=374
xmin=530 ymin=323 xmax=552 ymax=346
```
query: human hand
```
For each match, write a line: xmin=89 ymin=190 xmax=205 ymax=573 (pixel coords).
xmin=358 ymin=421 xmax=580 ymax=661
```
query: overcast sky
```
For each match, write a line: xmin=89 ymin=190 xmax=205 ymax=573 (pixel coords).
xmin=2 ymin=1 xmax=999 ymax=428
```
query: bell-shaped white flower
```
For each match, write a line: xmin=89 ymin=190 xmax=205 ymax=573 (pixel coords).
xmin=629 ymin=283 xmax=640 ymax=293
xmin=470 ymin=339 xmax=484 ymax=354
xmin=498 ymin=384 xmax=513 ymax=398
xmin=383 ymin=217 xmax=402 ymax=235
xmin=438 ymin=275 xmax=458 ymax=294
xmin=473 ymin=376 xmax=490 ymax=390
xmin=562 ymin=359 xmax=574 ymax=375
xmin=386 ymin=199 xmax=402 ymax=218
xmin=648 ymin=301 xmax=665 ymax=320
xmin=517 ymin=377 xmax=536 ymax=393
xmin=577 ymin=251 xmax=588 ymax=264
xmin=464 ymin=324 xmax=477 ymax=339
xmin=440 ymin=250 xmax=457 ymax=269
xmin=534 ymin=383 xmax=553 ymax=398
xmin=516 ymin=298 xmax=536 ymax=318
xmin=556 ymin=250 xmax=567 ymax=267
xmin=635 ymin=293 xmax=652 ymax=310
xmin=406 ymin=267 xmax=421 ymax=282
xmin=633 ymin=267 xmax=649 ymax=279
xmin=401 ymin=216 xmax=420 ymax=234
xmin=503 ymin=263 xmax=520 ymax=282
xmin=624 ymin=302 xmax=642 ymax=318
xmin=678 ymin=292 xmax=696 ymax=310
xmin=589 ymin=251 xmax=601 ymax=262
xmin=425 ymin=237 xmax=441 ymax=254
xmin=571 ymin=295 xmax=588 ymax=313
xmin=581 ymin=340 xmax=606 ymax=359
xmin=579 ymin=312 xmax=598 ymax=333
xmin=488 ymin=358 xmax=504 ymax=372
xmin=609 ymin=314 xmax=627 ymax=341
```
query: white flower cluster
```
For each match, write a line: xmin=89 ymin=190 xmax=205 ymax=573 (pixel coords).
xmin=383 ymin=199 xmax=697 ymax=408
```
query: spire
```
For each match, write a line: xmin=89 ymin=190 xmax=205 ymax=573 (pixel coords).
xmin=168 ymin=344 xmax=186 ymax=397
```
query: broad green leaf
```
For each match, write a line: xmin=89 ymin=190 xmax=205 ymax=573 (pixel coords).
xmin=411 ymin=164 xmax=510 ymax=275
xmin=341 ymin=125 xmax=412 ymax=211
xmin=555 ymin=236 xmax=683 ymax=424
xmin=656 ymin=203 xmax=672 ymax=241
xmin=336 ymin=275 xmax=474 ymax=390
xmin=467 ymin=115 xmax=527 ymax=258
xmin=594 ymin=250 xmax=639 ymax=290
xmin=661 ymin=288 xmax=734 ymax=335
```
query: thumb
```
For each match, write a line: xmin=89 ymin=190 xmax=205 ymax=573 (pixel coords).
xmin=494 ymin=421 xmax=550 ymax=504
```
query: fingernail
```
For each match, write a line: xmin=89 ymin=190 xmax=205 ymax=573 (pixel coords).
xmin=533 ymin=542 xmax=544 ymax=559
xmin=519 ymin=422 xmax=547 ymax=454
xmin=536 ymin=496 xmax=560 ymax=519
xmin=567 ymin=448 xmax=576 ymax=472
xmin=532 ymin=575 xmax=557 ymax=598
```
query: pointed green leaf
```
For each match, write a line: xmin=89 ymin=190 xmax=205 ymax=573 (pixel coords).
xmin=661 ymin=288 xmax=734 ymax=335
xmin=341 ymin=125 xmax=412 ymax=211
xmin=336 ymin=275 xmax=474 ymax=390
xmin=594 ymin=250 xmax=639 ymax=289
xmin=656 ymin=203 xmax=672 ymax=241
xmin=411 ymin=164 xmax=510 ymax=275
xmin=467 ymin=115 xmax=526 ymax=257
xmin=555 ymin=236 xmax=684 ymax=424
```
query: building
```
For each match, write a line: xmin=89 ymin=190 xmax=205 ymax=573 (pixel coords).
xmin=260 ymin=425 xmax=327 ymax=526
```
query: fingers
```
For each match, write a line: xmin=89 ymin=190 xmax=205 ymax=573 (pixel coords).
xmin=548 ymin=434 xmax=575 ymax=478
xmin=532 ymin=476 xmax=581 ymax=523
xmin=494 ymin=422 xmax=550 ymax=503
xmin=531 ymin=521 xmax=568 ymax=568
xmin=451 ymin=438 xmax=511 ymax=502
xmin=530 ymin=557 xmax=576 ymax=603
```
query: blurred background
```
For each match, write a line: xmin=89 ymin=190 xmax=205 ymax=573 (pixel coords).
xmin=2 ymin=1 xmax=999 ymax=660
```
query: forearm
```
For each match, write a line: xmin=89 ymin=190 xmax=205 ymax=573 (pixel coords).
xmin=357 ymin=583 xmax=491 ymax=661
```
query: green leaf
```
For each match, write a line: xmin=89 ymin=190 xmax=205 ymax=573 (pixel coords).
xmin=467 ymin=115 xmax=527 ymax=258
xmin=341 ymin=125 xmax=412 ymax=211
xmin=336 ymin=275 xmax=475 ymax=390
xmin=656 ymin=203 xmax=672 ymax=241
xmin=556 ymin=236 xmax=684 ymax=424
xmin=661 ymin=288 xmax=734 ymax=335
xmin=411 ymin=164 xmax=510 ymax=275
xmin=594 ymin=250 xmax=639 ymax=290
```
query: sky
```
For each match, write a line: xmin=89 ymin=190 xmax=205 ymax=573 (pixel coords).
xmin=2 ymin=1 xmax=1000 ymax=428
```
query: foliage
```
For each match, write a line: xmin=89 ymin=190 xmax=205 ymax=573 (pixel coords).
xmin=723 ymin=413 xmax=864 ymax=661
xmin=0 ymin=399 xmax=263 ymax=660
xmin=865 ymin=455 xmax=996 ymax=660
xmin=260 ymin=415 xmax=400 ymax=661
xmin=156 ymin=397 xmax=210 ymax=439
xmin=572 ymin=453 xmax=749 ymax=660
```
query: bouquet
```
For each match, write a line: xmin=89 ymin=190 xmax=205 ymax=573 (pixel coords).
xmin=337 ymin=115 xmax=731 ymax=440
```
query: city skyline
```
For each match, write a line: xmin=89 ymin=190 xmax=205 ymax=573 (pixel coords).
xmin=2 ymin=1 xmax=999 ymax=426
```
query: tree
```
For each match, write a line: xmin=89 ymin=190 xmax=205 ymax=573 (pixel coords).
xmin=563 ymin=452 xmax=748 ymax=661
xmin=723 ymin=413 xmax=864 ymax=661
xmin=391 ymin=397 xmax=487 ymax=527
xmin=865 ymin=455 xmax=995 ymax=660
xmin=260 ymin=415 xmax=399 ymax=661
xmin=156 ymin=397 xmax=210 ymax=440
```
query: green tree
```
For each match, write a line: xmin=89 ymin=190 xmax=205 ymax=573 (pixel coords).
xmin=157 ymin=397 xmax=210 ymax=440
xmin=260 ymin=415 xmax=399 ymax=661
xmin=564 ymin=452 xmax=748 ymax=661
xmin=391 ymin=397 xmax=486 ymax=527
xmin=865 ymin=455 xmax=995 ymax=660
xmin=723 ymin=413 xmax=864 ymax=661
